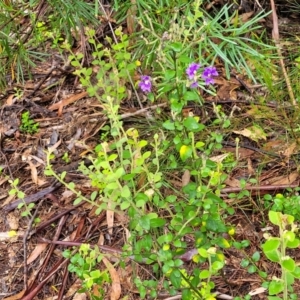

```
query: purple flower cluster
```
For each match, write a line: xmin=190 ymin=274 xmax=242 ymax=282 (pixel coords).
xmin=138 ymin=63 xmax=218 ymax=93
xmin=186 ymin=63 xmax=218 ymax=87
xmin=139 ymin=75 xmax=152 ymax=93
xmin=202 ymin=66 xmax=218 ymax=85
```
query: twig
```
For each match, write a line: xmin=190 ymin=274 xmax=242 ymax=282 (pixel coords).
xmin=221 ymin=183 xmax=298 ymax=194
xmin=99 ymin=102 xmax=168 ymax=122
xmin=270 ymin=0 xmax=296 ymax=105
xmin=2 ymin=182 xmax=62 ymax=212
xmin=38 ymin=216 xmax=67 ymax=278
xmin=23 ymin=200 xmax=45 ymax=291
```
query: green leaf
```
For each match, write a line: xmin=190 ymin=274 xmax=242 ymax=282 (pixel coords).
xmin=212 ymin=261 xmax=224 ymax=271
xmin=150 ymin=218 xmax=166 ymax=228
xmin=183 ymin=116 xmax=204 ymax=132
xmin=169 ymin=42 xmax=183 ymax=52
xmin=164 ymin=70 xmax=176 ymax=80
xmin=252 ymin=251 xmax=260 ymax=262
xmin=283 ymin=231 xmax=295 ymax=242
xmin=199 ymin=269 xmax=210 ymax=279
xmin=247 ymin=265 xmax=256 ymax=274
xmin=90 ymin=191 xmax=98 ymax=201
xmin=120 ymin=201 xmax=130 ymax=210
xmin=170 ymin=269 xmax=182 ymax=288
xmin=268 ymin=211 xmax=280 ymax=226
xmin=291 ymin=266 xmax=300 ymax=278
xmin=106 ymin=182 xmax=119 ymax=190
xmin=240 ymin=259 xmax=249 ymax=268
xmin=121 ymin=185 xmax=131 ymax=198
xmin=286 ymin=239 xmax=300 ymax=248
xmin=262 ymin=239 xmax=280 ymax=252
xmin=198 ymin=248 xmax=208 ymax=258
xmin=183 ymin=91 xmax=199 ymax=101
xmin=60 ymin=171 xmax=67 ymax=180
xmin=73 ymin=198 xmax=82 ymax=205
xmin=282 ymin=257 xmax=295 ymax=272
xmin=139 ymin=215 xmax=151 ymax=231
xmin=269 ymin=280 xmax=284 ymax=295
xmin=90 ymin=269 xmax=101 ymax=279
xmin=163 ymin=120 xmax=175 ymax=130
xmin=157 ymin=233 xmax=173 ymax=245
xmin=264 ymin=250 xmax=280 ymax=263
xmin=179 ymin=145 xmax=193 ymax=161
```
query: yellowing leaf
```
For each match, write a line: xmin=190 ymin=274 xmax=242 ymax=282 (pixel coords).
xmin=179 ymin=145 xmax=192 ymax=161
xmin=233 ymin=125 xmax=266 ymax=143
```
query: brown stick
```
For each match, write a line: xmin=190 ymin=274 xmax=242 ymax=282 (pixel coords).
xmin=270 ymin=0 xmax=296 ymax=105
xmin=220 ymin=183 xmax=298 ymax=194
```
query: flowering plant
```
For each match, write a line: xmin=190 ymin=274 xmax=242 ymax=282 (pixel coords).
xmin=139 ymin=62 xmax=218 ymax=93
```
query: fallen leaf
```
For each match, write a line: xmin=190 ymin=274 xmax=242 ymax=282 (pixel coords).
xmin=2 ymin=289 xmax=26 ymax=300
xmin=247 ymin=157 xmax=255 ymax=176
xmin=225 ymin=177 xmax=241 ymax=188
xmin=282 ymin=142 xmax=296 ymax=158
xmin=210 ymin=153 xmax=229 ymax=163
xmin=27 ymin=160 xmax=38 ymax=185
xmin=6 ymin=212 xmax=19 ymax=230
xmin=270 ymin=171 xmax=298 ymax=185
xmin=27 ymin=243 xmax=48 ymax=264
xmin=107 ymin=204 xmax=114 ymax=236
xmin=5 ymin=94 xmax=15 ymax=106
xmin=73 ymin=293 xmax=87 ymax=300
xmin=233 ymin=124 xmax=267 ymax=143
xmin=248 ymin=287 xmax=267 ymax=296
xmin=102 ymin=257 xmax=121 ymax=300
xmin=127 ymin=0 xmax=137 ymax=34
xmin=182 ymin=170 xmax=190 ymax=187
xmin=65 ymin=279 xmax=84 ymax=298
xmin=48 ymin=91 xmax=88 ymax=115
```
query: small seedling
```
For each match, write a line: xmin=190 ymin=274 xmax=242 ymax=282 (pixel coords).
xmin=63 ymin=244 xmax=109 ymax=299
xmin=262 ymin=211 xmax=300 ymax=300
xmin=20 ymin=111 xmax=39 ymax=134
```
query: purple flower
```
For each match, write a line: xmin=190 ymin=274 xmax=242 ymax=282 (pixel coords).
xmin=139 ymin=75 xmax=152 ymax=93
xmin=190 ymin=81 xmax=199 ymax=88
xmin=186 ymin=63 xmax=201 ymax=80
xmin=202 ymin=66 xmax=218 ymax=85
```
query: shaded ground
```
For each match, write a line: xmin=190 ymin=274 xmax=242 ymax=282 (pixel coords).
xmin=1 ymin=1 xmax=300 ymax=300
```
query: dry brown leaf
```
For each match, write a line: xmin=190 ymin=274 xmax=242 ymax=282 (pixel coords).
xmin=248 ymin=287 xmax=267 ymax=296
xmin=0 ymin=194 xmax=15 ymax=209
xmin=73 ymin=293 xmax=87 ymax=300
xmin=223 ymin=147 xmax=254 ymax=159
xmin=182 ymin=170 xmax=190 ymax=187
xmin=127 ymin=0 xmax=137 ymax=34
xmin=247 ymin=157 xmax=255 ymax=176
xmin=0 ymin=231 xmax=23 ymax=241
xmin=210 ymin=153 xmax=229 ymax=163
xmin=2 ymin=289 xmax=26 ymax=300
xmin=282 ymin=142 xmax=296 ymax=158
xmin=48 ymin=91 xmax=88 ymax=115
xmin=27 ymin=243 xmax=48 ymax=264
xmin=225 ymin=177 xmax=242 ymax=188
xmin=65 ymin=279 xmax=84 ymax=298
xmin=27 ymin=160 xmax=38 ymax=185
xmin=5 ymin=94 xmax=14 ymax=106
xmin=6 ymin=212 xmax=19 ymax=230
xmin=214 ymin=77 xmax=240 ymax=100
xmin=239 ymin=11 xmax=254 ymax=23
xmin=271 ymin=171 xmax=298 ymax=185
xmin=107 ymin=203 xmax=114 ymax=235
xmin=102 ymin=257 xmax=121 ymax=300
xmin=233 ymin=125 xmax=266 ymax=143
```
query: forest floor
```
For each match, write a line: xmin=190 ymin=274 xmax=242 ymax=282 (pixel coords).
xmin=1 ymin=1 xmax=300 ymax=300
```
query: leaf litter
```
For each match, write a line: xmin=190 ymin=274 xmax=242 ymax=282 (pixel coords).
xmin=1 ymin=1 xmax=300 ymax=300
